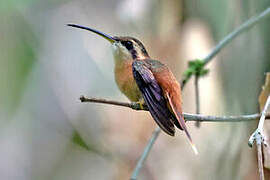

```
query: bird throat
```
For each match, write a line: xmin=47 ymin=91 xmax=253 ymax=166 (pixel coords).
xmin=112 ymin=43 xmax=134 ymax=65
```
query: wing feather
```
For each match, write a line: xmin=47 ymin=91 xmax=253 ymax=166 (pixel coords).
xmin=132 ymin=60 xmax=175 ymax=136
xmin=166 ymin=90 xmax=198 ymax=154
xmin=143 ymin=59 xmax=198 ymax=154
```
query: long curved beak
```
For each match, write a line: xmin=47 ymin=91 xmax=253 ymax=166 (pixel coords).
xmin=67 ymin=24 xmax=115 ymax=43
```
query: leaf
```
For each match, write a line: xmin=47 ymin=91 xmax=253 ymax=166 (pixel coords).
xmin=183 ymin=59 xmax=209 ymax=79
xmin=199 ymin=69 xmax=209 ymax=76
xmin=72 ymin=131 xmax=90 ymax=151
xmin=71 ymin=130 xmax=112 ymax=159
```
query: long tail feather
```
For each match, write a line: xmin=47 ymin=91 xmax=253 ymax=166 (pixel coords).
xmin=166 ymin=93 xmax=198 ymax=155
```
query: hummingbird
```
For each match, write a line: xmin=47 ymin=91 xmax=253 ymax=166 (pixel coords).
xmin=67 ymin=24 xmax=198 ymax=154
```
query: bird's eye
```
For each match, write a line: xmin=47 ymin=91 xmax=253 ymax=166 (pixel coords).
xmin=122 ymin=41 xmax=133 ymax=50
xmin=126 ymin=41 xmax=132 ymax=46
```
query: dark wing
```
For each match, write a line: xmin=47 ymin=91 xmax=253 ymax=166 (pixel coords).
xmin=132 ymin=60 xmax=175 ymax=136
xmin=171 ymin=115 xmax=183 ymax=130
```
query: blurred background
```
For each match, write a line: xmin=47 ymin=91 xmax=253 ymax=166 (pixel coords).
xmin=1 ymin=0 xmax=270 ymax=179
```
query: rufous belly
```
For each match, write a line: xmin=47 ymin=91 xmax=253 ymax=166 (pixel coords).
xmin=114 ymin=60 xmax=142 ymax=102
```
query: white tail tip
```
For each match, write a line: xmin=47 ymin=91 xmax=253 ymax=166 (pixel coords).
xmin=191 ymin=144 xmax=198 ymax=155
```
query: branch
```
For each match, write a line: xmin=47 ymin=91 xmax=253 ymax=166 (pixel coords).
xmin=248 ymin=95 xmax=270 ymax=180
xmin=203 ymin=7 xmax=270 ymax=65
xmin=195 ymin=75 xmax=201 ymax=127
xmin=130 ymin=127 xmax=160 ymax=180
xmin=80 ymin=96 xmax=148 ymax=110
xmin=181 ymin=6 xmax=270 ymax=87
xmin=80 ymin=96 xmax=270 ymax=122
xmin=248 ymin=95 xmax=270 ymax=146
xmin=257 ymin=144 xmax=265 ymax=180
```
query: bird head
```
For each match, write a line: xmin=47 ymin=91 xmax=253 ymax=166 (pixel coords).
xmin=67 ymin=24 xmax=149 ymax=61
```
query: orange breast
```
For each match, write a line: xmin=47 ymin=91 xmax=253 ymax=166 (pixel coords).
xmin=114 ymin=60 xmax=142 ymax=101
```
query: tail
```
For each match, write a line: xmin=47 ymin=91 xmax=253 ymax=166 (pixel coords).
xmin=166 ymin=93 xmax=198 ymax=155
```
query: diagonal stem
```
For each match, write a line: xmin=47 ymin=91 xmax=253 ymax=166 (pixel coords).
xmin=181 ymin=6 xmax=270 ymax=87
xmin=203 ymin=7 xmax=270 ymax=65
xmin=130 ymin=127 xmax=161 ymax=180
xmin=248 ymin=95 xmax=270 ymax=180
xmin=258 ymin=95 xmax=270 ymax=132
xmin=249 ymin=95 xmax=270 ymax=147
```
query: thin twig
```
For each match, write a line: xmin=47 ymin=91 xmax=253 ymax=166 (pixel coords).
xmin=80 ymin=96 xmax=270 ymax=122
xmin=248 ymin=95 xmax=270 ymax=180
xmin=258 ymin=95 xmax=270 ymax=132
xmin=203 ymin=7 xmax=270 ymax=65
xmin=257 ymin=144 xmax=265 ymax=180
xmin=195 ymin=75 xmax=201 ymax=127
xmin=80 ymin=96 xmax=148 ymax=110
xmin=130 ymin=127 xmax=161 ymax=180
xmin=248 ymin=95 xmax=270 ymax=146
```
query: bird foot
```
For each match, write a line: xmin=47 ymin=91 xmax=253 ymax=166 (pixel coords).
xmin=130 ymin=100 xmax=147 ymax=110
xmin=138 ymin=101 xmax=145 ymax=110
